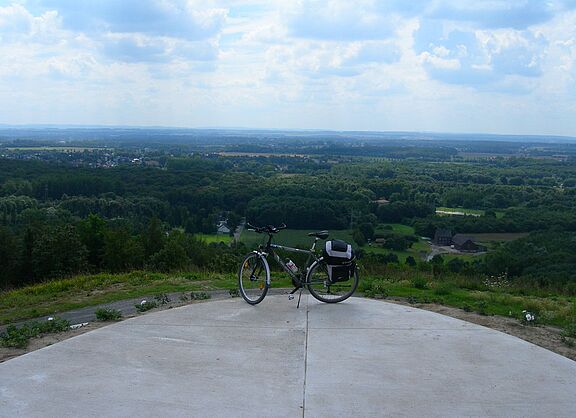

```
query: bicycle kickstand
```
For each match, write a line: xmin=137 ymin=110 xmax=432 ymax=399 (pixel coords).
xmin=288 ymin=286 xmax=304 ymax=308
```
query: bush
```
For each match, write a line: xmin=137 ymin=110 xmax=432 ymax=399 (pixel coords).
xmin=95 ymin=308 xmax=122 ymax=321
xmin=0 ymin=317 xmax=70 ymax=349
xmin=154 ymin=293 xmax=171 ymax=305
xmin=190 ymin=292 xmax=211 ymax=300
xmin=135 ymin=300 xmax=157 ymax=312
xmin=412 ymin=276 xmax=427 ymax=289
xmin=476 ymin=301 xmax=488 ymax=315
xmin=363 ymin=280 xmax=388 ymax=299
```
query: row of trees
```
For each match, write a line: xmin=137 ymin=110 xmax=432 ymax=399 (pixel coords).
xmin=0 ymin=215 xmax=244 ymax=289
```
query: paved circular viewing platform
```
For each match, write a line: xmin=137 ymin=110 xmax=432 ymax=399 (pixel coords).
xmin=1 ymin=295 xmax=575 ymax=417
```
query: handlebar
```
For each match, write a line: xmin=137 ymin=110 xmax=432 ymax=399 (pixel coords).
xmin=246 ymin=223 xmax=287 ymax=234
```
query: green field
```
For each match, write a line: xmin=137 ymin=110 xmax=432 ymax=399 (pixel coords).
xmin=366 ymin=223 xmax=430 ymax=262
xmin=375 ymin=223 xmax=415 ymax=235
xmin=194 ymin=233 xmax=233 ymax=245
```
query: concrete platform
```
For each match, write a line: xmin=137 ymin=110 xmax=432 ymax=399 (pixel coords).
xmin=1 ymin=296 xmax=575 ymax=417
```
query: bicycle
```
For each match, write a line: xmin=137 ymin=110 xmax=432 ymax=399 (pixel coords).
xmin=238 ymin=223 xmax=359 ymax=306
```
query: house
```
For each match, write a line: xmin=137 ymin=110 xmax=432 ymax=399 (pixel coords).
xmin=433 ymin=229 xmax=453 ymax=246
xmin=452 ymin=234 xmax=486 ymax=253
xmin=217 ymin=220 xmax=231 ymax=235
xmin=373 ymin=197 xmax=390 ymax=205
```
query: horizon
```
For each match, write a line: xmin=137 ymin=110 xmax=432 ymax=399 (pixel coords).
xmin=1 ymin=123 xmax=576 ymax=142
xmin=1 ymin=1 xmax=575 ymax=136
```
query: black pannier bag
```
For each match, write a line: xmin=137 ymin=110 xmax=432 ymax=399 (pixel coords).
xmin=323 ymin=239 xmax=355 ymax=283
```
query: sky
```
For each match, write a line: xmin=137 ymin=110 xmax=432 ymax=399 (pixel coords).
xmin=0 ymin=0 xmax=575 ymax=136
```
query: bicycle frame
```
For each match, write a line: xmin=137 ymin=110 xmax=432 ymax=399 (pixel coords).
xmin=255 ymin=234 xmax=322 ymax=285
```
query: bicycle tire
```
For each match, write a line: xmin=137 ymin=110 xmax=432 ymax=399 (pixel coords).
xmin=307 ymin=261 xmax=359 ymax=303
xmin=238 ymin=252 xmax=269 ymax=305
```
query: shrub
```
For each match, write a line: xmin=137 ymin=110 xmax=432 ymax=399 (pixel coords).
xmin=561 ymin=321 xmax=576 ymax=338
xmin=154 ymin=293 xmax=171 ymax=305
xmin=564 ymin=282 xmax=576 ymax=296
xmin=0 ymin=317 xmax=70 ymax=349
xmin=412 ymin=276 xmax=427 ymax=289
xmin=476 ymin=301 xmax=488 ymax=315
xmin=95 ymin=308 xmax=122 ymax=321
xmin=363 ymin=280 xmax=388 ymax=299
xmin=135 ymin=300 xmax=157 ymax=312
xmin=190 ymin=292 xmax=211 ymax=300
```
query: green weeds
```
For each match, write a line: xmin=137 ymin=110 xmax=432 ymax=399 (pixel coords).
xmin=135 ymin=300 xmax=157 ymax=312
xmin=95 ymin=308 xmax=122 ymax=321
xmin=0 ymin=317 xmax=70 ymax=349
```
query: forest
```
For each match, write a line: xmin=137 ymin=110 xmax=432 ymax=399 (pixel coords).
xmin=1 ymin=129 xmax=576 ymax=294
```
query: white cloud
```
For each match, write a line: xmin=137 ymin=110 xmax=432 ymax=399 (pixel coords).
xmin=0 ymin=1 xmax=575 ymax=136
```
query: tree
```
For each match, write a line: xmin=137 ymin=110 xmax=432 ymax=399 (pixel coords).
xmin=352 ymin=229 xmax=366 ymax=247
xmin=78 ymin=214 xmax=107 ymax=269
xmin=31 ymin=225 xmax=87 ymax=280
xmin=0 ymin=226 xmax=19 ymax=288
xmin=103 ymin=228 xmax=144 ymax=272
xmin=405 ymin=256 xmax=417 ymax=267
xmin=150 ymin=237 xmax=189 ymax=272
xmin=358 ymin=222 xmax=375 ymax=241
xmin=142 ymin=217 xmax=165 ymax=258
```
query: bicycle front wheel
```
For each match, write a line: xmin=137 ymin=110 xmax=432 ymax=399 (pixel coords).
xmin=238 ymin=253 xmax=270 ymax=305
xmin=307 ymin=261 xmax=359 ymax=303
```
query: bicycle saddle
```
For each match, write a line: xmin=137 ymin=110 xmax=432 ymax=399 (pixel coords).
xmin=308 ymin=230 xmax=329 ymax=240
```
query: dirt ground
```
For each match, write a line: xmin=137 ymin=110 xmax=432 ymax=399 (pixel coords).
xmin=1 ymin=297 xmax=575 ymax=363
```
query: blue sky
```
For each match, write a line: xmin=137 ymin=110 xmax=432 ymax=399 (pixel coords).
xmin=0 ymin=0 xmax=575 ymax=136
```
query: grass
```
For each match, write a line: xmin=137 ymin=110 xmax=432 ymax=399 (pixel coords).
xmin=2 ymin=265 xmax=575 ymax=338
xmin=360 ymin=274 xmax=576 ymax=329
xmin=375 ymin=223 xmax=416 ymax=235
xmin=0 ymin=270 xmax=294 ymax=325
xmin=194 ymin=233 xmax=233 ymax=244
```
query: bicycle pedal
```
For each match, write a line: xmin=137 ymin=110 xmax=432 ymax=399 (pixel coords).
xmin=288 ymin=294 xmax=294 ymax=301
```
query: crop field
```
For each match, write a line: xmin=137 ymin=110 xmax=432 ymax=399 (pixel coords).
xmin=436 ymin=207 xmax=506 ymax=219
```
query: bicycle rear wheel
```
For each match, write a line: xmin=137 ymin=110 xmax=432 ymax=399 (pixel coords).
xmin=307 ymin=261 xmax=359 ymax=303
xmin=238 ymin=253 xmax=269 ymax=305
